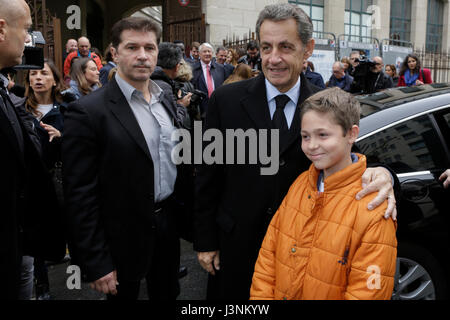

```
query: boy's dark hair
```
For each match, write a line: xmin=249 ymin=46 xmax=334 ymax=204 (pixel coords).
xmin=300 ymin=87 xmax=360 ymax=135
xmin=157 ymin=42 xmax=182 ymax=69
xmin=111 ymin=17 xmax=161 ymax=49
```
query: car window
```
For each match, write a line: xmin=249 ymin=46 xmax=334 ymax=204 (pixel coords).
xmin=355 ymin=115 xmax=448 ymax=174
xmin=435 ymin=109 xmax=450 ymax=152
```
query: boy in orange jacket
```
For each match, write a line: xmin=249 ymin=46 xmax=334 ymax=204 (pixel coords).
xmin=250 ymin=87 xmax=397 ymax=300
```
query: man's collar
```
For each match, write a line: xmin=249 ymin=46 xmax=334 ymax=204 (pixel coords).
xmin=78 ymin=50 xmax=91 ymax=58
xmin=200 ymin=60 xmax=211 ymax=68
xmin=115 ymin=72 xmax=162 ymax=104
xmin=0 ymin=73 xmax=9 ymax=90
xmin=265 ymin=76 xmax=301 ymax=105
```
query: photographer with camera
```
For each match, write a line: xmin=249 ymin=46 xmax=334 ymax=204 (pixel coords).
xmin=350 ymin=56 xmax=393 ymax=95
xmin=151 ymin=42 xmax=193 ymax=115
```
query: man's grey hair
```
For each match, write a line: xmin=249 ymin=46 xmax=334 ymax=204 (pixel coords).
xmin=255 ymin=3 xmax=313 ymax=45
xmin=333 ymin=61 xmax=345 ymax=70
xmin=157 ymin=42 xmax=182 ymax=69
xmin=216 ymin=46 xmax=227 ymax=54
xmin=350 ymin=51 xmax=361 ymax=57
xmin=199 ymin=43 xmax=214 ymax=52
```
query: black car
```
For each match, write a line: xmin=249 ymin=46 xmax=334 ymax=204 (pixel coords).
xmin=355 ymin=84 xmax=450 ymax=300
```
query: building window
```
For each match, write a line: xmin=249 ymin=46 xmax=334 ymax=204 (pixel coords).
xmin=345 ymin=0 xmax=373 ymax=43
xmin=426 ymin=0 xmax=444 ymax=52
xmin=289 ymin=0 xmax=324 ymax=37
xmin=390 ymin=0 xmax=411 ymax=43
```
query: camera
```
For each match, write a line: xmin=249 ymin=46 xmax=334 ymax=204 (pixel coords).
xmin=174 ymin=81 xmax=206 ymax=107
xmin=174 ymin=81 xmax=206 ymax=120
xmin=350 ymin=56 xmax=380 ymax=95
xmin=14 ymin=31 xmax=45 ymax=70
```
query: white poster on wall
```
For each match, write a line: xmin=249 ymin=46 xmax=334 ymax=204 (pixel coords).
xmin=308 ymin=50 xmax=336 ymax=84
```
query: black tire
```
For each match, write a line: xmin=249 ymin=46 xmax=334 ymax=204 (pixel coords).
xmin=393 ymin=242 xmax=448 ymax=300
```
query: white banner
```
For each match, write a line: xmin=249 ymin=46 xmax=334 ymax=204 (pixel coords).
xmin=309 ymin=50 xmax=336 ymax=84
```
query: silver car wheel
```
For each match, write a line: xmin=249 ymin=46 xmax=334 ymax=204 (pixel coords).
xmin=392 ymin=257 xmax=436 ymax=300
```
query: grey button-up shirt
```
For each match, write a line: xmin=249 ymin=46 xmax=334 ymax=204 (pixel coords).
xmin=115 ymin=73 xmax=177 ymax=202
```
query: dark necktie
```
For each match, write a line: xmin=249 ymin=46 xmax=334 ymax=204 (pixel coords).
xmin=273 ymin=94 xmax=290 ymax=131
xmin=0 ymin=81 xmax=25 ymax=154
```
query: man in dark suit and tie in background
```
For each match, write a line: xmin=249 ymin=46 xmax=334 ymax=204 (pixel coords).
xmin=63 ymin=16 xmax=188 ymax=300
xmin=215 ymin=46 xmax=234 ymax=79
xmin=191 ymin=42 xmax=227 ymax=118
xmin=194 ymin=3 xmax=398 ymax=300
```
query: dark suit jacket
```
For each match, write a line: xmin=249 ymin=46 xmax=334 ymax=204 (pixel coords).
xmin=193 ymin=73 xmax=322 ymax=300
xmin=1 ymin=92 xmax=65 ymax=299
xmin=62 ymin=77 xmax=187 ymax=284
xmin=304 ymin=68 xmax=325 ymax=89
xmin=223 ymin=63 xmax=235 ymax=79
xmin=191 ymin=61 xmax=227 ymax=116
xmin=99 ymin=62 xmax=116 ymax=86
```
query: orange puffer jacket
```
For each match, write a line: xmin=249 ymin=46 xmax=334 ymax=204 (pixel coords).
xmin=250 ymin=154 xmax=397 ymax=300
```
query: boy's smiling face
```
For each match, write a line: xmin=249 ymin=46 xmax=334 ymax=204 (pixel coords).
xmin=301 ymin=110 xmax=359 ymax=179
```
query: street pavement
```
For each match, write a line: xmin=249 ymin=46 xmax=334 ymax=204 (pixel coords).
xmin=45 ymin=239 xmax=208 ymax=300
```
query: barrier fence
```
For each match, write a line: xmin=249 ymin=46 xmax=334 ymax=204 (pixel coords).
xmin=223 ymin=32 xmax=450 ymax=84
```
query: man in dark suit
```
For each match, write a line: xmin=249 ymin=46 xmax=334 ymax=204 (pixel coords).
xmin=99 ymin=43 xmax=116 ymax=85
xmin=0 ymin=0 xmax=65 ymax=299
xmin=191 ymin=42 xmax=227 ymax=117
xmin=303 ymin=60 xmax=325 ymax=89
xmin=215 ymin=46 xmax=234 ymax=79
xmin=328 ymin=61 xmax=354 ymax=92
xmin=62 ymin=17 xmax=188 ymax=300
xmin=185 ymin=41 xmax=200 ymax=66
xmin=194 ymin=3 xmax=397 ymax=300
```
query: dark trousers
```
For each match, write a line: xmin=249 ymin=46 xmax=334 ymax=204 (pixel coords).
xmin=107 ymin=202 xmax=180 ymax=300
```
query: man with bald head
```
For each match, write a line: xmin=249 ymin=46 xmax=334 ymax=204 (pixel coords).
xmin=328 ymin=61 xmax=353 ymax=92
xmin=1 ymin=0 xmax=65 ymax=299
xmin=63 ymin=38 xmax=78 ymax=62
xmin=63 ymin=35 xmax=103 ymax=76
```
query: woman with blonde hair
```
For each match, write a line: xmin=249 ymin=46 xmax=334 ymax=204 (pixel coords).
xmin=340 ymin=57 xmax=351 ymax=73
xmin=226 ymin=48 xmax=239 ymax=66
xmin=65 ymin=57 xmax=101 ymax=99
xmin=174 ymin=59 xmax=201 ymax=121
xmin=223 ymin=63 xmax=253 ymax=85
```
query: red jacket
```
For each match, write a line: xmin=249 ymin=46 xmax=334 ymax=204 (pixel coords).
xmin=398 ymin=68 xmax=432 ymax=87
xmin=64 ymin=51 xmax=103 ymax=76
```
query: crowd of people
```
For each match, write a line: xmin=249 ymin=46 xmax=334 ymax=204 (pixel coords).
xmin=1 ymin=0 xmax=449 ymax=301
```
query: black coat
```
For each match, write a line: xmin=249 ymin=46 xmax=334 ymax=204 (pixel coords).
xmin=191 ymin=61 xmax=227 ymax=116
xmin=304 ymin=68 xmax=325 ymax=89
xmin=62 ymin=78 xmax=187 ymax=284
xmin=0 ymin=91 xmax=65 ymax=299
xmin=223 ymin=63 xmax=235 ymax=79
xmin=99 ymin=62 xmax=116 ymax=86
xmin=32 ymin=103 xmax=65 ymax=170
xmin=193 ymin=73 xmax=322 ymax=300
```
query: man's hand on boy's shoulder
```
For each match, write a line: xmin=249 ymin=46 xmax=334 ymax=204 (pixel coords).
xmin=356 ymin=167 xmax=397 ymax=221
